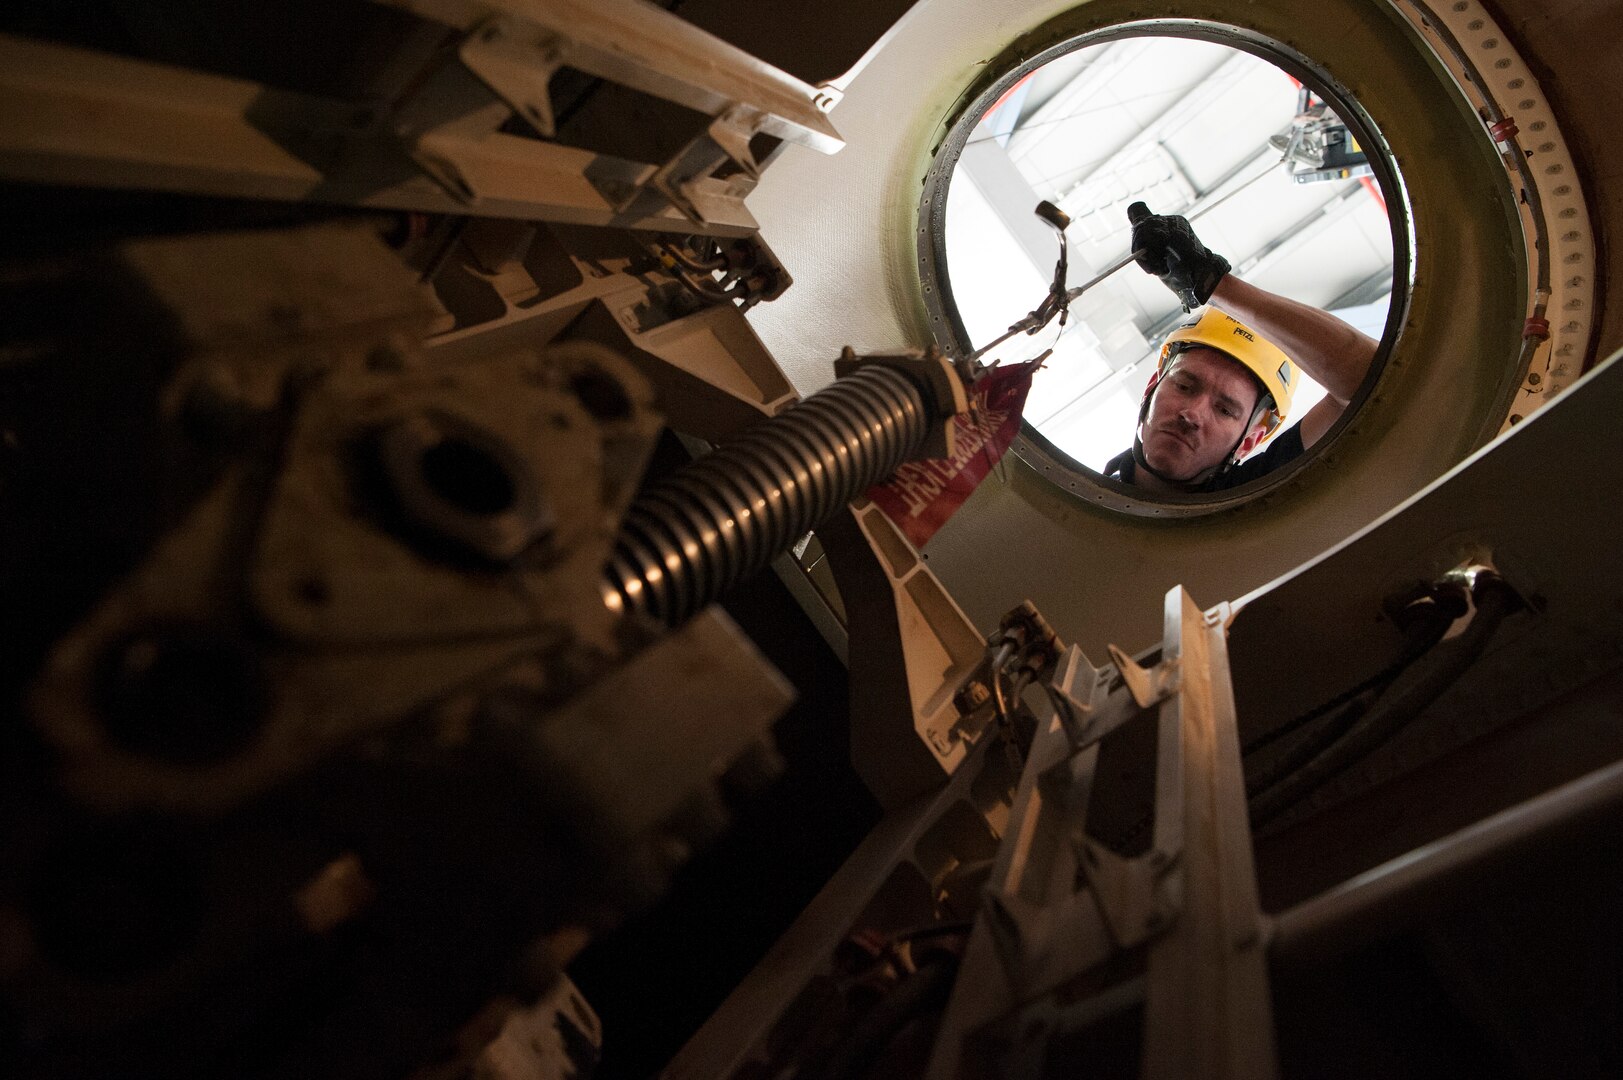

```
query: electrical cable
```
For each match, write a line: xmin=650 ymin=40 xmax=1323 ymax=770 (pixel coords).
xmin=990 ymin=667 xmax=1013 ymax=726
xmin=663 ymin=258 xmax=735 ymax=303
xmin=1249 ymin=578 xmax=1518 ymax=827
xmin=1103 ymin=588 xmax=1477 ymax=854
xmin=1242 ymin=597 xmax=1459 ymax=759
xmin=659 ymin=239 xmax=727 ymax=273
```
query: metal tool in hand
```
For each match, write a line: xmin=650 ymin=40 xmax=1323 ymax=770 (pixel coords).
xmin=969 ymin=154 xmax=1285 ymax=364
xmin=969 ymin=200 xmax=1144 ymax=362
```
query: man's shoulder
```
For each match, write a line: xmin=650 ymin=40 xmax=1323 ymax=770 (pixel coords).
xmin=1102 ymin=448 xmax=1136 ymax=483
xmin=1101 ymin=428 xmax=1302 ymax=492
xmin=1212 ymin=424 xmax=1305 ymax=489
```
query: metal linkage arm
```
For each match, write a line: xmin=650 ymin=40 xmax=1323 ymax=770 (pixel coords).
xmin=383 ymin=0 xmax=842 ymax=152
xmin=380 ymin=0 xmax=844 ymax=225
xmin=0 ymin=34 xmax=758 ymax=234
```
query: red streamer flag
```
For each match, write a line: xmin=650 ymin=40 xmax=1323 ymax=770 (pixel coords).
xmin=867 ymin=359 xmax=1040 ymax=549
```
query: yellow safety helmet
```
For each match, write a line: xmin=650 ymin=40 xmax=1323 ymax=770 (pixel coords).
xmin=1147 ymin=308 xmax=1298 ymax=444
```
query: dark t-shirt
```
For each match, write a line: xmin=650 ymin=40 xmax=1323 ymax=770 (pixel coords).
xmin=1102 ymin=423 xmax=1306 ymax=491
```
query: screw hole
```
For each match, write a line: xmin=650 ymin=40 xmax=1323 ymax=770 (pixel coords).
xmin=570 ymin=369 xmax=633 ymax=421
xmin=421 ymin=438 xmax=517 ymax=516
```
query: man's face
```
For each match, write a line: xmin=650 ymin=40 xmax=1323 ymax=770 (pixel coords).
xmin=1138 ymin=347 xmax=1266 ymax=481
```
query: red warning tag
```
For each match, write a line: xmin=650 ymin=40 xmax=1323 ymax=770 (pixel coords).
xmin=867 ymin=359 xmax=1040 ymax=549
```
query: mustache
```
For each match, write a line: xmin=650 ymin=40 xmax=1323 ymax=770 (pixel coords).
xmin=1152 ymin=425 xmax=1198 ymax=450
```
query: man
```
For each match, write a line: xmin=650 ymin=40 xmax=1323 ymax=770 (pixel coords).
xmin=1102 ymin=202 xmax=1379 ymax=494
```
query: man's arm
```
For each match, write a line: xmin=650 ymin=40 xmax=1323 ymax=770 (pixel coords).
xmin=1208 ymin=274 xmax=1377 ymax=449
xmin=1127 ymin=201 xmax=1379 ymax=450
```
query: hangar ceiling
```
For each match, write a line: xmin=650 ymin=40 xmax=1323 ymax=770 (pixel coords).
xmin=942 ymin=34 xmax=1394 ymax=469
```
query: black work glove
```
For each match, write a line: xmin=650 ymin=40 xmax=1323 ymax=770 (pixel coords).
xmin=1126 ymin=201 xmax=1231 ymax=311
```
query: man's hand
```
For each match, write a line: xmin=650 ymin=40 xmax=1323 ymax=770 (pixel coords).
xmin=1126 ymin=201 xmax=1231 ymax=311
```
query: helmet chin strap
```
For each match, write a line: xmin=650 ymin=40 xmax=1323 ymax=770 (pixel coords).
xmin=1130 ymin=430 xmax=1242 ymax=491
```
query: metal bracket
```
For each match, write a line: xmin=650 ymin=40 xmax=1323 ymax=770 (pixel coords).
xmin=643 ymin=107 xmax=769 ymax=224
xmin=383 ymin=0 xmax=843 ymax=227
xmin=705 ymin=106 xmax=767 ymax=182
xmin=647 ymin=119 xmax=762 ymax=226
xmin=811 ymin=83 xmax=844 ymax=112
xmin=832 ymin=345 xmax=970 ymax=460
xmin=457 ymin=16 xmax=566 ymax=138
xmin=1049 ymin=643 xmax=1164 ymax=752
xmin=1107 ymin=643 xmax=1181 ymax=709
xmin=1078 ymin=838 xmax=1176 ymax=948
xmin=981 ymin=887 xmax=1113 ymax=995
xmin=926 ymin=588 xmax=1277 ymax=1079
xmin=1047 ymin=643 xmax=1096 ymax=745
xmin=392 ymin=56 xmax=513 ymax=203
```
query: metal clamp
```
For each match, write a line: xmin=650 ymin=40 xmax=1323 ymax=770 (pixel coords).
xmin=1106 ymin=643 xmax=1181 ymax=709
xmin=833 ymin=345 xmax=970 ymax=460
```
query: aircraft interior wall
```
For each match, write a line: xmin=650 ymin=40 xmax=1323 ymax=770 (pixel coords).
xmin=743 ymin=0 xmax=1623 ymax=657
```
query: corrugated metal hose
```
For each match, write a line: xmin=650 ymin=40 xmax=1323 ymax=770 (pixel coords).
xmin=604 ymin=365 xmax=930 ymax=627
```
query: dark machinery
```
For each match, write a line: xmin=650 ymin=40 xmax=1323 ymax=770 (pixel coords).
xmin=1 ymin=2 xmax=1622 ymax=1079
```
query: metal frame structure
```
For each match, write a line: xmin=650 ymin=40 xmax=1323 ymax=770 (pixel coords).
xmin=2 ymin=2 xmax=1622 ymax=1077
xmin=921 ymin=588 xmax=1275 ymax=1079
xmin=673 ymin=350 xmax=1623 ymax=1077
xmin=0 ymin=0 xmax=845 ymax=235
